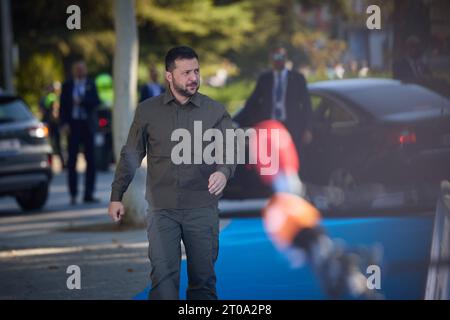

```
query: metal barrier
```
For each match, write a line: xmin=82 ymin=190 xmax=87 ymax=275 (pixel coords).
xmin=425 ymin=180 xmax=450 ymax=300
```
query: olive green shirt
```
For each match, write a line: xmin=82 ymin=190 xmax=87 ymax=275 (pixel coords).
xmin=110 ymin=88 xmax=237 ymax=209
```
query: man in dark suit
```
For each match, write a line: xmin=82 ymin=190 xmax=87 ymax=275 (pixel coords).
xmin=234 ymin=46 xmax=313 ymax=155
xmin=60 ymin=60 xmax=101 ymax=205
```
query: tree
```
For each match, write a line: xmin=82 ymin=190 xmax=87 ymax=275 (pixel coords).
xmin=113 ymin=0 xmax=146 ymax=226
xmin=10 ymin=0 xmax=254 ymax=110
xmin=11 ymin=0 xmax=115 ymax=111
xmin=230 ymin=0 xmax=351 ymax=77
xmin=135 ymin=0 xmax=254 ymax=78
xmin=1 ymin=0 xmax=14 ymax=93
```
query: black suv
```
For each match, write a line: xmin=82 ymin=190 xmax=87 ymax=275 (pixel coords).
xmin=0 ymin=94 xmax=53 ymax=211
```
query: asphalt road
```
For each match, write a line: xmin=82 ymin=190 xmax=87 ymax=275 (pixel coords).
xmin=0 ymin=162 xmax=263 ymax=300
xmin=0 ymin=165 xmax=150 ymax=300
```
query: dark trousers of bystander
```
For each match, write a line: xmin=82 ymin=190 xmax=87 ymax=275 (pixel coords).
xmin=67 ymin=120 xmax=96 ymax=200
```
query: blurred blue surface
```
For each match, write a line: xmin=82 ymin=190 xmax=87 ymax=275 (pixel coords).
xmin=134 ymin=215 xmax=433 ymax=300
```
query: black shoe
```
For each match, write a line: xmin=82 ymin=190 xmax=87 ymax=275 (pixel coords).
xmin=83 ymin=196 xmax=100 ymax=204
xmin=70 ymin=197 xmax=77 ymax=206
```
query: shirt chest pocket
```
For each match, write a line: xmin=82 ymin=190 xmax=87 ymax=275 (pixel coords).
xmin=147 ymin=119 xmax=175 ymax=158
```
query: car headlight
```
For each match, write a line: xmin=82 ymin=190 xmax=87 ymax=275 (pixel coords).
xmin=29 ymin=124 xmax=49 ymax=138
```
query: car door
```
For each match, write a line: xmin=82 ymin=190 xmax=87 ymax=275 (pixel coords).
xmin=303 ymin=92 xmax=369 ymax=185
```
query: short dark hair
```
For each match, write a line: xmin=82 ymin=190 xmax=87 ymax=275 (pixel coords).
xmin=165 ymin=46 xmax=199 ymax=72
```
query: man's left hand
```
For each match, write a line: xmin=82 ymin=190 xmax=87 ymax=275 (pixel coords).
xmin=208 ymin=171 xmax=227 ymax=196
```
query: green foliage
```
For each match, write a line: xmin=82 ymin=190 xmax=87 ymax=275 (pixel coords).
xmin=291 ymin=30 xmax=347 ymax=71
xmin=12 ymin=0 xmax=114 ymax=70
xmin=10 ymin=0 xmax=367 ymax=116
xmin=15 ymin=53 xmax=64 ymax=114
xmin=136 ymin=0 xmax=254 ymax=67
xmin=199 ymin=79 xmax=256 ymax=115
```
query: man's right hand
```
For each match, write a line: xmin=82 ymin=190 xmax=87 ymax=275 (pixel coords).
xmin=108 ymin=201 xmax=125 ymax=222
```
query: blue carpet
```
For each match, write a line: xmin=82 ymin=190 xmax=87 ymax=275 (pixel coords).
xmin=134 ymin=215 xmax=433 ymax=300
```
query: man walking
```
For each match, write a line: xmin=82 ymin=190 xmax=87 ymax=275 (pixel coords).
xmin=108 ymin=46 xmax=236 ymax=300
xmin=60 ymin=60 xmax=101 ymax=205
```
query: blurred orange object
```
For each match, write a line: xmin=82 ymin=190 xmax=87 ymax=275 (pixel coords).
xmin=263 ymin=192 xmax=321 ymax=248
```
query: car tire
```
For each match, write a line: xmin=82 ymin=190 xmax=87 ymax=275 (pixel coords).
xmin=15 ymin=182 xmax=49 ymax=211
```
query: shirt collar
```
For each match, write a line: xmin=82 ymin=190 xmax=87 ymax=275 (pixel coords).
xmin=74 ymin=80 xmax=87 ymax=90
xmin=163 ymin=87 xmax=201 ymax=107
xmin=273 ymin=68 xmax=288 ymax=79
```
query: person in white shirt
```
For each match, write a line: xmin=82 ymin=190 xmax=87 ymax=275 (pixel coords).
xmin=59 ymin=60 xmax=101 ymax=205
xmin=235 ymin=46 xmax=313 ymax=155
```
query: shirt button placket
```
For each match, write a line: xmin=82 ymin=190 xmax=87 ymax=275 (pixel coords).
xmin=175 ymin=105 xmax=181 ymax=207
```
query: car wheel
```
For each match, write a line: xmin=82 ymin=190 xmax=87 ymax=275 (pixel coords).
xmin=15 ymin=182 xmax=49 ymax=211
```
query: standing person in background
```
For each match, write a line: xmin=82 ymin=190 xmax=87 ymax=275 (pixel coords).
xmin=234 ymin=46 xmax=313 ymax=157
xmin=139 ymin=65 xmax=165 ymax=102
xmin=59 ymin=59 xmax=101 ymax=205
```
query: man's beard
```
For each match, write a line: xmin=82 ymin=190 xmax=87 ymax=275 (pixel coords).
xmin=172 ymin=78 xmax=199 ymax=97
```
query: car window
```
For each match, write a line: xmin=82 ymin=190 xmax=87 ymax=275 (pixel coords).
xmin=311 ymin=94 xmax=356 ymax=125
xmin=330 ymin=104 xmax=354 ymax=123
xmin=311 ymin=95 xmax=331 ymax=122
xmin=0 ymin=99 xmax=34 ymax=123
xmin=345 ymin=84 xmax=450 ymax=117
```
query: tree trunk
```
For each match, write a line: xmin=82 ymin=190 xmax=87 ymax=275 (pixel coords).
xmin=113 ymin=0 xmax=147 ymax=226
xmin=1 ymin=0 xmax=14 ymax=93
